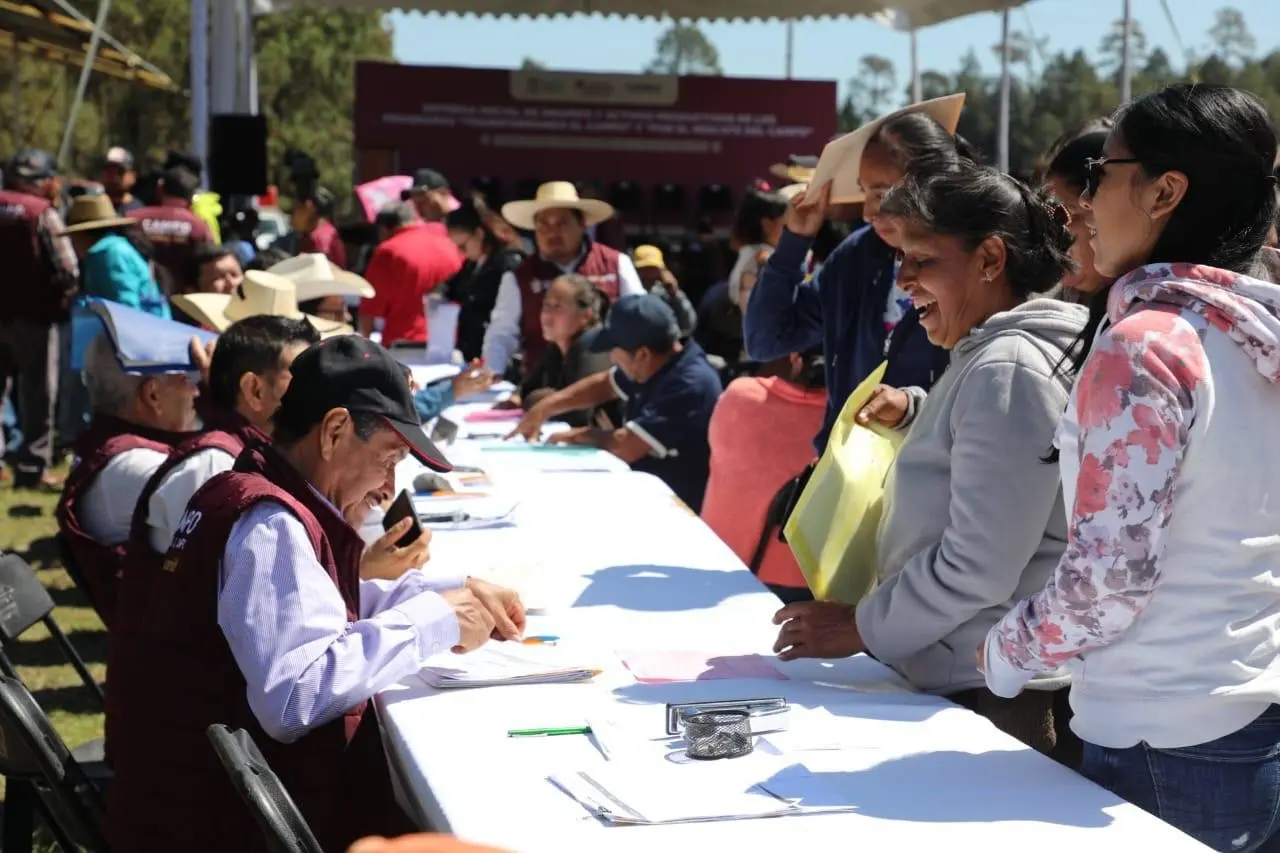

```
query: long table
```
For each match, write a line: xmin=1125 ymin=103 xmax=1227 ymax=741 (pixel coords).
xmin=376 ymin=421 xmax=1210 ymax=852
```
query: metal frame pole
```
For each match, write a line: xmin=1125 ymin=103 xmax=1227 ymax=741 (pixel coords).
xmin=997 ymin=5 xmax=1011 ymax=172
xmin=56 ymin=0 xmax=111 ymax=168
xmin=1120 ymin=0 xmax=1133 ymax=102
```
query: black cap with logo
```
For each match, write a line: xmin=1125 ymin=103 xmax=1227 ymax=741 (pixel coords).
xmin=9 ymin=150 xmax=56 ymax=182
xmin=276 ymin=335 xmax=451 ymax=472
xmin=410 ymin=168 xmax=450 ymax=193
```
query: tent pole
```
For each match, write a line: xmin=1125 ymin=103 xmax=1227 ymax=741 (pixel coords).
xmin=785 ymin=21 xmax=794 ymax=79
xmin=1120 ymin=0 xmax=1133 ymax=102
xmin=910 ymin=27 xmax=921 ymax=103
xmin=997 ymin=4 xmax=1011 ymax=172
xmin=11 ymin=49 xmax=19 ymax=137
xmin=191 ymin=0 xmax=209 ymax=169
xmin=57 ymin=0 xmax=111 ymax=168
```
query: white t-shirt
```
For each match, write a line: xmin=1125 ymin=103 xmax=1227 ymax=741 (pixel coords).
xmin=78 ymin=448 xmax=169 ymax=545
xmin=146 ymin=446 xmax=238 ymax=553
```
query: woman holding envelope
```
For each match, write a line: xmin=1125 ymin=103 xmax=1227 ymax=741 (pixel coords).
xmin=772 ymin=165 xmax=1087 ymax=759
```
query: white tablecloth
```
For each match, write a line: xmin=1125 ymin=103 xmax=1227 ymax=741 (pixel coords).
xmin=378 ymin=447 xmax=1208 ymax=852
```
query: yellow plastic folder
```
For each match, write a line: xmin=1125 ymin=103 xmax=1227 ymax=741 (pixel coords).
xmin=784 ymin=361 xmax=904 ymax=604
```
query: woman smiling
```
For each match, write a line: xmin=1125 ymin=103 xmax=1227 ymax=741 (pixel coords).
xmin=984 ymin=85 xmax=1280 ymax=851
xmin=772 ymin=165 xmax=1087 ymax=756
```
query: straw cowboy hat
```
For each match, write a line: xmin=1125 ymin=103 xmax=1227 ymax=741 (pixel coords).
xmin=501 ymin=181 xmax=615 ymax=231
xmin=171 ymin=270 xmax=351 ymax=336
xmin=777 ymin=183 xmax=807 ymax=202
xmin=58 ymin=193 xmax=136 ymax=235
xmin=266 ymin=253 xmax=375 ymax=301
xmin=812 ymin=93 xmax=966 ymax=205
xmin=769 ymin=155 xmax=818 ymax=186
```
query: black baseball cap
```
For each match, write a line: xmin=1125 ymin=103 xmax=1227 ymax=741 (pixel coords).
xmin=584 ymin=293 xmax=680 ymax=353
xmin=9 ymin=150 xmax=56 ymax=181
xmin=410 ymin=168 xmax=449 ymax=193
xmin=276 ymin=335 xmax=451 ymax=472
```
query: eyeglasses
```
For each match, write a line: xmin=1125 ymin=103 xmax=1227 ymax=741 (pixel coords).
xmin=1084 ymin=157 xmax=1141 ymax=198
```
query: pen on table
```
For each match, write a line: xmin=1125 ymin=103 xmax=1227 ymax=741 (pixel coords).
xmin=507 ymin=726 xmax=591 ymax=738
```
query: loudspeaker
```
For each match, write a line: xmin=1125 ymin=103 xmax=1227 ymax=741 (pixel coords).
xmin=208 ymin=114 xmax=268 ymax=196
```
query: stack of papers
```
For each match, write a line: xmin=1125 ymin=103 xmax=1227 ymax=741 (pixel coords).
xmin=420 ymin=642 xmax=599 ymax=689
xmin=551 ymin=762 xmax=855 ymax=825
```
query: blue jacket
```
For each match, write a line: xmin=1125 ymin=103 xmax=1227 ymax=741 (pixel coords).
xmin=82 ymin=233 xmax=171 ymax=320
xmin=744 ymin=226 xmax=948 ymax=451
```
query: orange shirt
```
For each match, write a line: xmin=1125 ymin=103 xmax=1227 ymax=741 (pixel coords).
xmin=701 ymin=375 xmax=825 ymax=589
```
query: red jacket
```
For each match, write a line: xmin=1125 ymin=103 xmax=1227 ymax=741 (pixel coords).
xmin=361 ymin=223 xmax=463 ymax=345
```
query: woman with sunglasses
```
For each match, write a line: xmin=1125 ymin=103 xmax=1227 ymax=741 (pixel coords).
xmin=1038 ymin=119 xmax=1116 ymax=304
xmin=983 ymin=84 xmax=1280 ymax=852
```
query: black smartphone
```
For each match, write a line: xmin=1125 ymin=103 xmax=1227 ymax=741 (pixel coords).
xmin=382 ymin=489 xmax=423 ymax=548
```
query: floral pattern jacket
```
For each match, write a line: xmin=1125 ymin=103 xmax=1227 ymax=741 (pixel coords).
xmin=984 ymin=256 xmax=1280 ymax=697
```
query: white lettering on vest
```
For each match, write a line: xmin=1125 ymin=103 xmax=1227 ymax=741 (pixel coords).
xmin=0 ymin=203 xmax=28 ymax=220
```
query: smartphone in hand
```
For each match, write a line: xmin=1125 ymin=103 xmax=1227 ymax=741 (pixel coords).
xmin=382 ymin=489 xmax=423 ymax=548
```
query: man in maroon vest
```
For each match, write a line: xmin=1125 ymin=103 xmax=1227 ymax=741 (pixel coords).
xmin=55 ymin=331 xmax=199 ymax=623
xmin=106 ymin=334 xmax=525 ymax=853
xmin=129 ymin=165 xmax=215 ymax=291
xmin=0 ymin=150 xmax=79 ymax=489
xmin=482 ymin=181 xmax=644 ymax=376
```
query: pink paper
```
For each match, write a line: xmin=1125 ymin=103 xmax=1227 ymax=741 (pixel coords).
xmin=620 ymin=651 xmax=787 ymax=683
xmin=464 ymin=409 xmax=523 ymax=423
xmin=355 ymin=175 xmax=412 ymax=221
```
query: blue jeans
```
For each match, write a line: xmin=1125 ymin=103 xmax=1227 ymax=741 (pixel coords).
xmin=1082 ymin=706 xmax=1280 ymax=852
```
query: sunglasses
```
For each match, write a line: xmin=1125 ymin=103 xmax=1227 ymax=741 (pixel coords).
xmin=1084 ymin=157 xmax=1141 ymax=198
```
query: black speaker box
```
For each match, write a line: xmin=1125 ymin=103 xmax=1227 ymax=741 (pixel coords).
xmin=209 ymin=114 xmax=268 ymax=196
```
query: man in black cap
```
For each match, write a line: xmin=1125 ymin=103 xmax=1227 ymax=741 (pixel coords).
xmin=100 ymin=146 xmax=141 ymax=214
xmin=0 ymin=150 xmax=79 ymax=488
xmin=510 ymin=292 xmax=722 ymax=511
xmin=405 ymin=168 xmax=457 ymax=224
xmin=105 ymin=334 xmax=525 ymax=853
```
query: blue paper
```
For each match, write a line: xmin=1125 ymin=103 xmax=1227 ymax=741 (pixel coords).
xmin=70 ymin=297 xmax=216 ymax=374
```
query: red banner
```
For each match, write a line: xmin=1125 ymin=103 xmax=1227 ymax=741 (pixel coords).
xmin=354 ymin=62 xmax=836 ymax=216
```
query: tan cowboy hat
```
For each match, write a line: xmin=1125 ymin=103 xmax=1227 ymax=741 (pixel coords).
xmin=58 ymin=193 xmax=136 ymax=235
xmin=171 ymin=270 xmax=351 ymax=336
xmin=808 ymin=93 xmax=967 ymax=205
xmin=265 ymin=253 xmax=375 ymax=300
xmin=769 ymin=156 xmax=818 ymax=185
xmin=501 ymin=181 xmax=615 ymax=231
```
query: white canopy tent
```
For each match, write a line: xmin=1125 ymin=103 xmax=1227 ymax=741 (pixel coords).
xmin=206 ymin=0 xmax=1139 ymax=177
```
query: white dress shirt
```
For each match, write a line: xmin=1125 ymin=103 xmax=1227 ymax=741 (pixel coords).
xmin=147 ymin=446 xmax=237 ymax=552
xmin=217 ymin=501 xmax=465 ymax=744
xmin=79 ymin=447 xmax=169 ymax=545
xmin=482 ymin=248 xmax=643 ymax=372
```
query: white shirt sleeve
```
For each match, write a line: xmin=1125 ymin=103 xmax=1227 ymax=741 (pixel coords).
xmin=218 ymin=501 xmax=462 ymax=744
xmin=481 ymin=270 xmax=523 ymax=373
xmin=616 ymin=253 xmax=644 ymax=296
xmin=78 ymin=448 xmax=169 ymax=545
xmin=147 ymin=447 xmax=237 ymax=553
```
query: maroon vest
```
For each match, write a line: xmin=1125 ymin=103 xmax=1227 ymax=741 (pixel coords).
xmin=514 ymin=240 xmax=622 ymax=369
xmin=0 ymin=189 xmax=59 ymax=322
xmin=105 ymin=442 xmax=381 ymax=853
xmin=54 ymin=416 xmax=190 ymax=626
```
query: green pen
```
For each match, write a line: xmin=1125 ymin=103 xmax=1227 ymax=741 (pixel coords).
xmin=507 ymin=725 xmax=591 ymax=738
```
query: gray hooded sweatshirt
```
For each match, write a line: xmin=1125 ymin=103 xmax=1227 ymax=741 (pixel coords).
xmin=855 ymin=298 xmax=1088 ymax=695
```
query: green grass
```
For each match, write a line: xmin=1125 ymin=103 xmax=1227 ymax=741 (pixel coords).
xmin=0 ymin=467 xmax=107 ymax=793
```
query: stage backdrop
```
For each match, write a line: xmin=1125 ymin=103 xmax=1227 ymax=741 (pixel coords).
xmin=353 ymin=62 xmax=837 ymax=222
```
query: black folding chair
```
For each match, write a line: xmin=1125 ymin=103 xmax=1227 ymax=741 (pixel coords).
xmin=0 ymin=551 xmax=104 ymax=708
xmin=206 ymin=724 xmax=323 ymax=853
xmin=0 ymin=675 xmax=108 ymax=853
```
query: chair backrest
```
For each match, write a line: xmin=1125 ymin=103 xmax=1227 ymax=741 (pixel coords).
xmin=0 ymin=553 xmax=55 ymax=641
xmin=0 ymin=676 xmax=107 ymax=851
xmin=206 ymin=724 xmax=324 ymax=853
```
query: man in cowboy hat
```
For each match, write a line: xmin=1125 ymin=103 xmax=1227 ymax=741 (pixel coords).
xmin=482 ymin=181 xmax=643 ymax=376
xmin=62 ymin=191 xmax=170 ymax=318
xmin=0 ymin=150 xmax=79 ymax=489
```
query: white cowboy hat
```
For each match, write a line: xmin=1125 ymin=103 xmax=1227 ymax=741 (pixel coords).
xmin=58 ymin=193 xmax=136 ymax=235
xmin=501 ymin=181 xmax=615 ymax=231
xmin=777 ymin=183 xmax=807 ymax=202
xmin=808 ymin=93 xmax=967 ymax=205
xmin=171 ymin=270 xmax=351 ymax=336
xmin=265 ymin=253 xmax=374 ymax=300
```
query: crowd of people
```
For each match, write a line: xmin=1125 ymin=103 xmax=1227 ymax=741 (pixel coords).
xmin=2 ymin=79 xmax=1279 ymax=852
